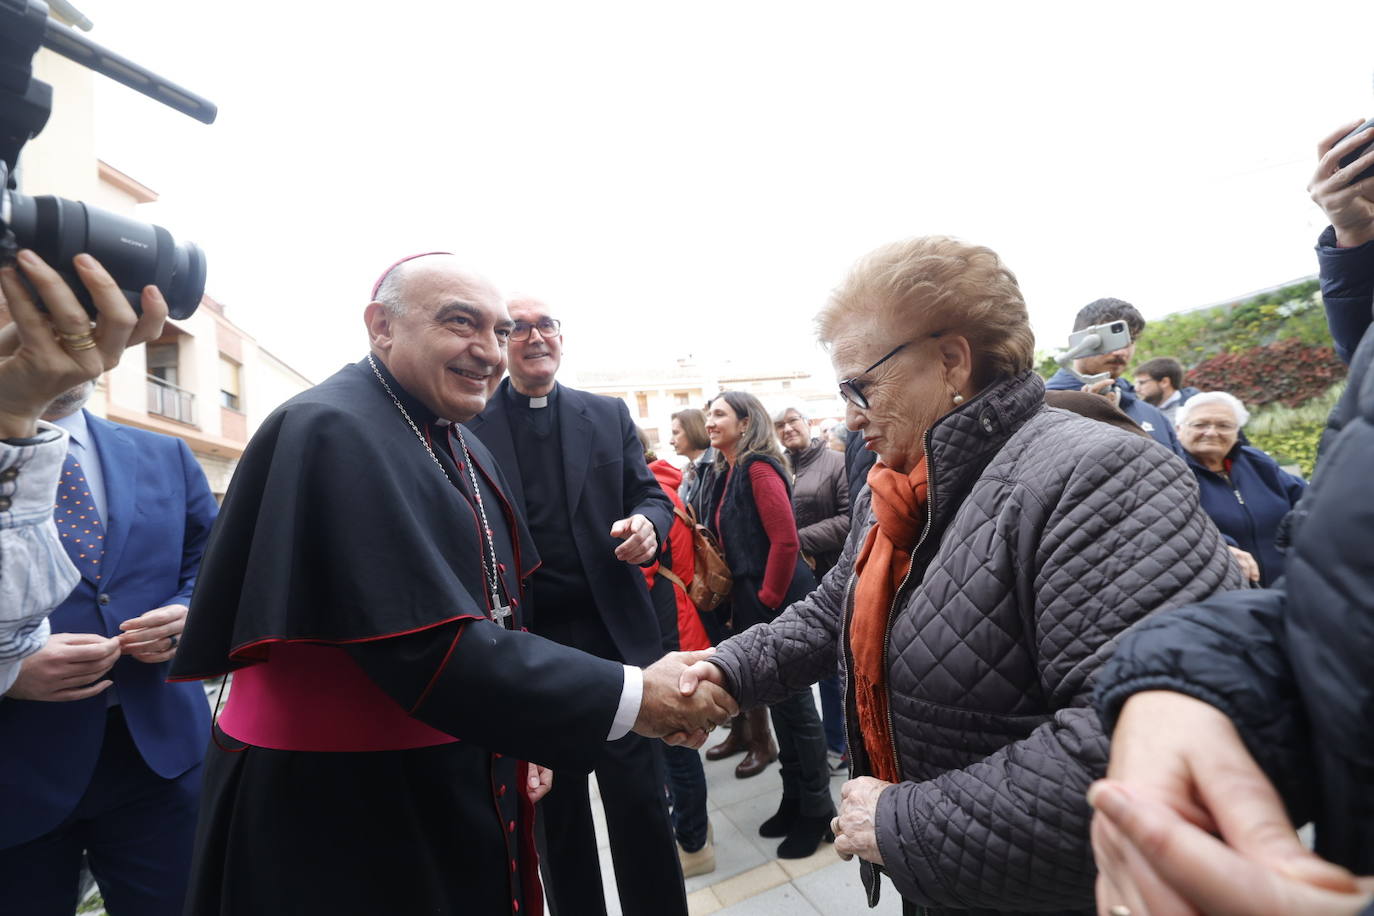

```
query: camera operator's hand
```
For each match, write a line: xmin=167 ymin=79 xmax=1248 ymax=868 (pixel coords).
xmin=1309 ymin=119 xmax=1374 ymax=248
xmin=0 ymin=250 xmax=167 ymax=439
xmin=1082 ymin=377 xmax=1121 ymax=409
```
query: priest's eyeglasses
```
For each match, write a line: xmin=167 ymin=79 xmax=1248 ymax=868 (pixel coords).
xmin=838 ymin=332 xmax=942 ymax=410
xmin=510 ymin=318 xmax=562 ymax=341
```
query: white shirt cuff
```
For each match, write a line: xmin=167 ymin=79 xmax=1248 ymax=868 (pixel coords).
xmin=607 ymin=664 xmax=643 ymax=740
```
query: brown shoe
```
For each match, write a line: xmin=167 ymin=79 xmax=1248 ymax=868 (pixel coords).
xmin=734 ymin=707 xmax=777 ymax=779
xmin=705 ymin=714 xmax=748 ymax=761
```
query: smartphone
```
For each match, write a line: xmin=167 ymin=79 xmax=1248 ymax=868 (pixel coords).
xmin=1066 ymin=320 xmax=1132 ymax=356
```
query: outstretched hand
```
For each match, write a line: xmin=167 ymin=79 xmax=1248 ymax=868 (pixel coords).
xmin=633 ymin=649 xmax=737 ymax=742
xmin=1090 ymin=691 xmax=1361 ymax=915
xmin=1089 ymin=781 xmax=1373 ymax=916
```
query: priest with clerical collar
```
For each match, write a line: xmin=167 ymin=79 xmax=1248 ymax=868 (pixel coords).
xmin=171 ymin=253 xmax=735 ymax=916
xmin=467 ymin=299 xmax=688 ymax=916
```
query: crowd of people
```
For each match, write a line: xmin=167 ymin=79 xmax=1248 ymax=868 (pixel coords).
xmin=0 ymin=120 xmax=1369 ymax=916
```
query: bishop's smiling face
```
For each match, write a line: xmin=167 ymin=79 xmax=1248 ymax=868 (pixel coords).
xmin=506 ymin=298 xmax=564 ymax=394
xmin=371 ymin=260 xmax=512 ymax=423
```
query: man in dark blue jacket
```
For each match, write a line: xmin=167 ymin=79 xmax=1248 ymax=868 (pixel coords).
xmin=0 ymin=381 xmax=217 ymax=916
xmin=1045 ymin=298 xmax=1184 ymax=454
xmin=1086 ymin=120 xmax=1374 ymax=913
xmin=1134 ymin=355 xmax=1200 ymax=426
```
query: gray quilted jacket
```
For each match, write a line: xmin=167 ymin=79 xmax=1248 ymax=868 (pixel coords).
xmin=710 ymin=370 xmax=1238 ymax=915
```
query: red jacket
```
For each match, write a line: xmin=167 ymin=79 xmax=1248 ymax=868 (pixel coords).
xmin=643 ymin=460 xmax=710 ymax=652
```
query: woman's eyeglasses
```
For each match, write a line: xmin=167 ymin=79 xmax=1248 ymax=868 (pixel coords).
xmin=838 ymin=332 xmax=942 ymax=409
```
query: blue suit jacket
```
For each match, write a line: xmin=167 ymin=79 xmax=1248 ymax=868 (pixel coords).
xmin=465 ymin=381 xmax=673 ymax=667
xmin=0 ymin=413 xmax=217 ymax=848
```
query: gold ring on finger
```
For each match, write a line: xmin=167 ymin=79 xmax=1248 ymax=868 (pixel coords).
xmin=57 ymin=329 xmax=98 ymax=351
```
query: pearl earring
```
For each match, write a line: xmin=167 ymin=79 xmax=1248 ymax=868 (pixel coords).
xmin=952 ymin=392 xmax=965 ymax=405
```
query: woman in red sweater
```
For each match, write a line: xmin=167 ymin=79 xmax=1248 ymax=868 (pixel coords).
xmin=702 ymin=390 xmax=835 ymax=859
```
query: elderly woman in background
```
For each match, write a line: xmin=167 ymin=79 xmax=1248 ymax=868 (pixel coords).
xmin=684 ymin=236 xmax=1237 ymax=914
xmin=1176 ymin=391 xmax=1306 ymax=587
xmin=774 ymin=405 xmax=851 ymax=769
xmin=701 ymin=391 xmax=835 ymax=858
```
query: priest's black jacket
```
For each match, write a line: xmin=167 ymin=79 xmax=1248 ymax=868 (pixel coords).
xmin=465 ymin=378 xmax=674 ymax=667
xmin=170 ymin=357 xmax=627 ymax=916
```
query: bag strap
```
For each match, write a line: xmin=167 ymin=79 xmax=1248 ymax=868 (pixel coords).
xmin=659 ymin=567 xmax=689 ymax=592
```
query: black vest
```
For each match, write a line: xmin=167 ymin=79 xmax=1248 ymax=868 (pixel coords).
xmin=710 ymin=453 xmax=791 ymax=585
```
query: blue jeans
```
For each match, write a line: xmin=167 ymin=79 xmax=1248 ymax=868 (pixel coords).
xmin=664 ymin=744 xmax=709 ymax=852
xmin=818 ymin=675 xmax=846 ymax=755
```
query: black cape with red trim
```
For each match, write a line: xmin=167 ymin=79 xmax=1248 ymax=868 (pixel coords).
xmin=172 ymin=358 xmax=627 ymax=916
xmin=173 ymin=356 xmax=545 ymax=674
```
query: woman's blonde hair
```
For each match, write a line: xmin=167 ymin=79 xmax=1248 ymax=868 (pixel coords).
xmin=817 ymin=236 xmax=1035 ymax=388
xmin=710 ymin=390 xmax=789 ymax=476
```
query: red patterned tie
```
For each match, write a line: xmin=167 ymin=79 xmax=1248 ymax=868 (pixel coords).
xmin=55 ymin=452 xmax=105 ymax=581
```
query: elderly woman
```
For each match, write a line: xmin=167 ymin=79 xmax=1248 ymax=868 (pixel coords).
xmin=702 ymin=391 xmax=835 ymax=858
xmin=1176 ymin=391 xmax=1306 ymax=587
xmin=685 ymin=237 xmax=1237 ymax=914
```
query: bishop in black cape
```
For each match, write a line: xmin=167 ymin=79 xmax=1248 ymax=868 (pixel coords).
xmin=170 ymin=357 xmax=628 ymax=915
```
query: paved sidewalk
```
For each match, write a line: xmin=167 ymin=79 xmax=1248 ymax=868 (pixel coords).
xmin=589 ymin=693 xmax=903 ymax=915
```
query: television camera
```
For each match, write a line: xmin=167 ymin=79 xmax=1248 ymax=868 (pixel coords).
xmin=0 ymin=0 xmax=216 ymax=320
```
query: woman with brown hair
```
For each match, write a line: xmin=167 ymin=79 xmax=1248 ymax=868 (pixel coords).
xmin=701 ymin=390 xmax=835 ymax=859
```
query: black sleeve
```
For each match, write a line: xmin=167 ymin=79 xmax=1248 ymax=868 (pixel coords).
xmin=1093 ymin=588 xmax=1315 ymax=825
xmin=1315 ymin=226 xmax=1374 ymax=365
xmin=346 ymin=618 xmax=627 ymax=772
xmin=651 ymin=540 xmax=680 ymax=654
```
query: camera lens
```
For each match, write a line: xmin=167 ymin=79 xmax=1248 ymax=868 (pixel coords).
xmin=1111 ymin=322 xmax=1125 ymax=333
xmin=4 ymin=189 xmax=204 ymax=320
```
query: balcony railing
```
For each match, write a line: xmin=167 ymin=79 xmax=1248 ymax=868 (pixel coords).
xmin=147 ymin=375 xmax=197 ymax=425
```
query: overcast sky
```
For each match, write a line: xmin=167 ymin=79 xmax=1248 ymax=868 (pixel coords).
xmin=66 ymin=1 xmax=1374 ymax=386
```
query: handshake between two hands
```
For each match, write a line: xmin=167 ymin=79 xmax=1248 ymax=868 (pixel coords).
xmin=630 ymin=649 xmax=737 ymax=747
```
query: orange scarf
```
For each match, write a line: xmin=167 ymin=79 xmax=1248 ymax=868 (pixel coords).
xmin=851 ymin=456 xmax=928 ymax=784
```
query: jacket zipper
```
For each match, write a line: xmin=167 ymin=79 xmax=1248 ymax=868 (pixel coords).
xmin=839 ymin=572 xmax=858 ymax=779
xmin=881 ymin=427 xmax=937 ymax=783
xmin=844 ymin=430 xmax=938 ymax=910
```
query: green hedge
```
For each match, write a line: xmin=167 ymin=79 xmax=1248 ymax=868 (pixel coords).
xmin=1246 ymin=421 xmax=1324 ymax=479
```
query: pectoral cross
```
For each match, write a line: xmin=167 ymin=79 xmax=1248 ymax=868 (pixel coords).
xmin=491 ymin=599 xmax=513 ymax=629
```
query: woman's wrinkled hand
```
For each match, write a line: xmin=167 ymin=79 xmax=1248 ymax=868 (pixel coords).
xmin=831 ymin=776 xmax=890 ymax=865
xmin=1227 ymin=546 xmax=1261 ymax=584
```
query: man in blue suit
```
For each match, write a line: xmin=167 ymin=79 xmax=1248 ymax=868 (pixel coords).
xmin=0 ymin=380 xmax=217 ymax=916
xmin=466 ymin=298 xmax=686 ymax=916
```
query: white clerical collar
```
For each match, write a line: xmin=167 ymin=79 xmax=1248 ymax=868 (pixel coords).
xmin=528 ymin=396 xmax=548 ymax=408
